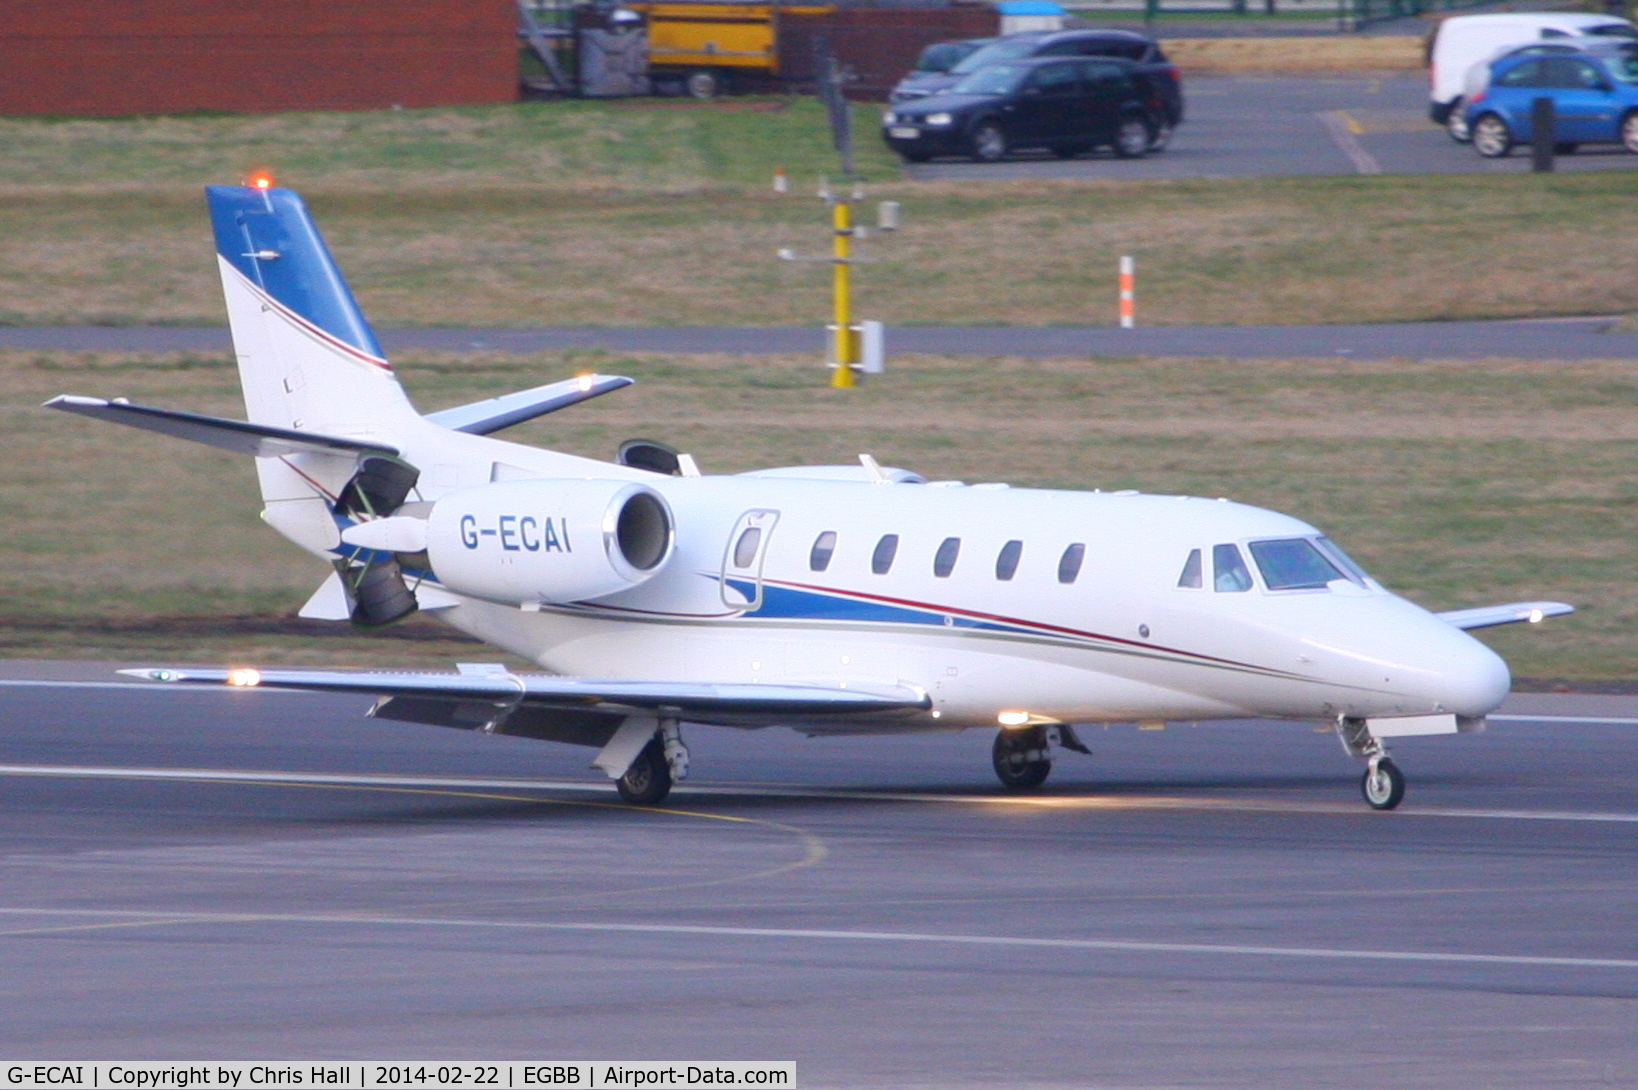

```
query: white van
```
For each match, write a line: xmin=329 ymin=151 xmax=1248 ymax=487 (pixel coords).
xmin=1429 ymin=12 xmax=1636 ymax=139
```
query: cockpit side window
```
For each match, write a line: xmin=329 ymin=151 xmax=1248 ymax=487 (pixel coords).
xmin=1177 ymin=548 xmax=1203 ymax=589
xmin=1315 ymin=536 xmax=1371 ymax=588
xmin=810 ymin=531 xmax=837 ymax=572
xmin=1212 ymin=543 xmax=1253 ymax=592
xmin=1249 ymin=538 xmax=1343 ymax=591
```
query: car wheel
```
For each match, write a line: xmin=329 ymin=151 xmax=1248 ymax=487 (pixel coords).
xmin=1621 ymin=111 xmax=1638 ymax=153
xmin=1554 ymin=142 xmax=1578 ymax=155
xmin=1112 ymin=114 xmax=1151 ymax=159
xmin=685 ymin=69 xmax=720 ymax=100
xmin=1446 ymin=97 xmax=1471 ymax=143
xmin=969 ymin=121 xmax=1007 ymax=163
xmin=1148 ymin=122 xmax=1174 ymax=152
xmin=1471 ymin=113 xmax=1512 ymax=158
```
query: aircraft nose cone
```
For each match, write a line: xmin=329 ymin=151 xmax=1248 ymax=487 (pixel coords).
xmin=1437 ymin=629 xmax=1511 ymax=717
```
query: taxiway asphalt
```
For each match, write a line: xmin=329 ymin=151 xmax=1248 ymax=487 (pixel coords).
xmin=6 ymin=316 xmax=1638 ymax=361
xmin=1 ymin=661 xmax=1635 ymax=1085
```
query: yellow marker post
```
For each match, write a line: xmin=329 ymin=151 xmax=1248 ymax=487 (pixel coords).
xmin=830 ymin=198 xmax=856 ymax=388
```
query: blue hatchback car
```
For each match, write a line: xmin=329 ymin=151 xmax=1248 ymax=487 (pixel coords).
xmin=1464 ymin=47 xmax=1638 ymax=156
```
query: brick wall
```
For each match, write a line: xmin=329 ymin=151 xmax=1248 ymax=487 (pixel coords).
xmin=1 ymin=0 xmax=517 ymax=116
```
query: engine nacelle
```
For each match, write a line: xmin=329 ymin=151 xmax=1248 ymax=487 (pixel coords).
xmin=425 ymin=478 xmax=673 ymax=605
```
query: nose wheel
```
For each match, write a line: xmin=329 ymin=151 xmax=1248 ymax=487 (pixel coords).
xmin=1338 ymin=716 xmax=1406 ymax=811
xmin=1361 ymin=756 xmax=1405 ymax=811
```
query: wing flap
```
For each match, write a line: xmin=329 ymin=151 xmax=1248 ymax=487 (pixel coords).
xmin=118 ymin=666 xmax=929 ymax=723
xmin=45 ymin=396 xmax=397 ymax=458
xmin=1436 ymin=600 xmax=1575 ymax=631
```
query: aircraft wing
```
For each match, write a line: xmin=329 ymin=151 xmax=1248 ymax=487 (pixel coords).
xmin=118 ymin=666 xmax=929 ymax=724
xmin=1435 ymin=600 xmax=1575 ymax=631
xmin=423 ymin=374 xmax=632 ymax=435
xmin=44 ymin=396 xmax=397 ymax=458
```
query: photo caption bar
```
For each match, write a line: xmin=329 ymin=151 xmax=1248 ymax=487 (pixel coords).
xmin=2 ymin=1065 xmax=794 ymax=1089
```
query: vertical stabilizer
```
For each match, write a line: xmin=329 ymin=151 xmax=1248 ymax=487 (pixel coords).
xmin=206 ymin=185 xmax=419 ymax=437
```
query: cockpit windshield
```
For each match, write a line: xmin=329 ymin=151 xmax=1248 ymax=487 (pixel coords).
xmin=1249 ymin=538 xmax=1345 ymax=590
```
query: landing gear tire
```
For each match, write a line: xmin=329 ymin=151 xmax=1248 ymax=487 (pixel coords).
xmin=993 ymin=727 xmax=1051 ymax=789
xmin=617 ymin=736 xmax=673 ymax=805
xmin=1361 ymin=756 xmax=1405 ymax=811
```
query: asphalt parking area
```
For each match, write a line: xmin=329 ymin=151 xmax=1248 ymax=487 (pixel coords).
xmin=903 ymin=75 xmax=1638 ymax=179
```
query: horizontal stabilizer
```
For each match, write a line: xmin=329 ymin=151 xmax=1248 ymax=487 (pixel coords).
xmin=119 ymin=666 xmax=930 ymax=725
xmin=44 ymin=396 xmax=398 ymax=459
xmin=424 ymin=374 xmax=633 ymax=435
xmin=1436 ymin=600 xmax=1574 ymax=631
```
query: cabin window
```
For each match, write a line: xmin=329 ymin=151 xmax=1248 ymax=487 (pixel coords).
xmin=872 ymin=534 xmax=900 ymax=575
xmin=1212 ymin=543 xmax=1253 ymax=592
xmin=1178 ymin=548 xmax=1203 ymax=589
xmin=733 ymin=527 xmax=762 ymax=569
xmin=1058 ymin=543 xmax=1085 ymax=584
xmin=1249 ymin=538 xmax=1342 ymax=591
xmin=810 ymin=531 xmax=837 ymax=572
xmin=934 ymin=536 xmax=961 ymax=578
xmin=995 ymin=539 xmax=1023 ymax=581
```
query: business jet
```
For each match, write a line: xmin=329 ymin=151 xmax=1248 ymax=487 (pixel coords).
xmin=46 ymin=185 xmax=1571 ymax=811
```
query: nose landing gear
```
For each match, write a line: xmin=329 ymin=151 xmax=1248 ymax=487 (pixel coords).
xmin=1362 ymin=755 xmax=1405 ymax=811
xmin=1337 ymin=715 xmax=1406 ymax=811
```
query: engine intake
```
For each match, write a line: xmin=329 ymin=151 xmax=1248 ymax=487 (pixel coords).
xmin=424 ymin=479 xmax=674 ymax=605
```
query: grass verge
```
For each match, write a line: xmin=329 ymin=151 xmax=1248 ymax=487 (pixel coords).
xmin=8 ymin=172 xmax=1638 ymax=328
xmin=4 ymin=348 xmax=1633 ymax=679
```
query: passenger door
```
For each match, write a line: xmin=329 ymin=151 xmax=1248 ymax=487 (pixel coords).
xmin=1013 ymin=62 xmax=1083 ymax=146
xmin=1543 ymin=57 xmax=1620 ymax=141
xmin=1080 ymin=60 xmax=1132 ymax=141
xmin=721 ymin=509 xmax=779 ymax=611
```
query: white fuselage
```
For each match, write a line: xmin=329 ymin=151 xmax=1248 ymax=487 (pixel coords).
xmin=264 ymin=418 xmax=1510 ymax=733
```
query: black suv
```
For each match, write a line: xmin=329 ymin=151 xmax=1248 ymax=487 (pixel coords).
xmin=883 ymin=55 xmax=1157 ymax=163
xmin=888 ymin=29 xmax=1183 ymax=148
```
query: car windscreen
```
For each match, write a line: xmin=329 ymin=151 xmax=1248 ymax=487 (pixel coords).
xmin=917 ymin=41 xmax=979 ymax=73
xmin=951 ymin=64 xmax=1029 ymax=96
xmin=1587 ymin=23 xmax=1638 ymax=38
xmin=950 ymin=38 xmax=1039 ymax=74
xmin=1248 ymin=538 xmax=1344 ymax=591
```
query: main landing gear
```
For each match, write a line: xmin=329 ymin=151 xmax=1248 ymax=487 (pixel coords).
xmin=1336 ymin=716 xmax=1406 ymax=811
xmin=615 ymin=719 xmax=690 ymax=805
xmin=992 ymin=724 xmax=1092 ymax=790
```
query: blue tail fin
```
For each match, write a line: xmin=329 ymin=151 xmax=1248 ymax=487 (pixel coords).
xmin=206 ymin=185 xmax=384 ymax=361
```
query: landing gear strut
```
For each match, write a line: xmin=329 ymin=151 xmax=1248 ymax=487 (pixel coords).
xmin=615 ymin=719 xmax=689 ymax=806
xmin=1336 ymin=715 xmax=1406 ymax=811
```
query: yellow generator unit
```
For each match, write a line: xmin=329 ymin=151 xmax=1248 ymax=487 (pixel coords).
xmin=626 ymin=2 xmax=834 ymax=97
